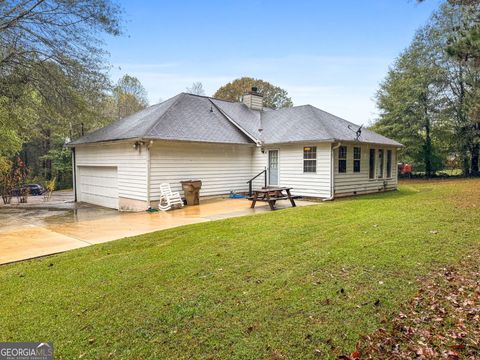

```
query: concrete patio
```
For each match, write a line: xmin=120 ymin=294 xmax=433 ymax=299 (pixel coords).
xmin=0 ymin=195 xmax=316 ymax=265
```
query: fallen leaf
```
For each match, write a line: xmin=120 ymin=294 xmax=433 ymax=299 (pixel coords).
xmin=446 ymin=350 xmax=459 ymax=359
xmin=269 ymin=351 xmax=285 ymax=360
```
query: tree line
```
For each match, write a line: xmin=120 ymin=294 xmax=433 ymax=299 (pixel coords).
xmin=372 ymin=1 xmax=480 ymax=176
xmin=0 ymin=0 xmax=151 ymax=193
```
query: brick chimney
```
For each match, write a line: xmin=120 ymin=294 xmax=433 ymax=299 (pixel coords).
xmin=242 ymin=86 xmax=263 ymax=110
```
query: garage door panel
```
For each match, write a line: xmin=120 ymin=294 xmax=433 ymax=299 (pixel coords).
xmin=77 ymin=166 xmax=118 ymax=209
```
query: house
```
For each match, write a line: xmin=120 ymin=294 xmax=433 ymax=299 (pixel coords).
xmin=68 ymin=88 xmax=403 ymax=211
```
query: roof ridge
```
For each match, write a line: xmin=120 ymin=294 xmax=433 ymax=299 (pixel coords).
xmin=308 ymin=105 xmax=357 ymax=126
xmin=303 ymin=105 xmax=336 ymax=140
xmin=144 ymin=93 xmax=185 ymax=137
xmin=208 ymin=99 xmax=259 ymax=144
xmin=182 ymin=92 xmax=238 ymax=104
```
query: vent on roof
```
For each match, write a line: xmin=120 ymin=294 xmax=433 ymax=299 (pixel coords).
xmin=242 ymin=86 xmax=263 ymax=111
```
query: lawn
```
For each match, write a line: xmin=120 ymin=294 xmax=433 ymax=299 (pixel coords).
xmin=0 ymin=179 xmax=479 ymax=359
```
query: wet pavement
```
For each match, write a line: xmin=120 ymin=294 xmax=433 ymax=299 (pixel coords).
xmin=0 ymin=196 xmax=316 ymax=265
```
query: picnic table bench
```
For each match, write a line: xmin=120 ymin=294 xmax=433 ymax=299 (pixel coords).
xmin=248 ymin=187 xmax=300 ymax=210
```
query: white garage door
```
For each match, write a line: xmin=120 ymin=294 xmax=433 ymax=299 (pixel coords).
xmin=77 ymin=166 xmax=118 ymax=209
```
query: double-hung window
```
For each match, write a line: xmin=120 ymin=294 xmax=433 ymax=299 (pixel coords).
xmin=353 ymin=147 xmax=361 ymax=172
xmin=303 ymin=146 xmax=317 ymax=172
xmin=378 ymin=149 xmax=384 ymax=178
xmin=338 ymin=146 xmax=347 ymax=173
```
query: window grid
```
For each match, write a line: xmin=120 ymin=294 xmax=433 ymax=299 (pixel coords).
xmin=338 ymin=146 xmax=347 ymax=173
xmin=353 ymin=147 xmax=361 ymax=173
xmin=378 ymin=149 xmax=384 ymax=178
xmin=303 ymin=146 xmax=317 ymax=173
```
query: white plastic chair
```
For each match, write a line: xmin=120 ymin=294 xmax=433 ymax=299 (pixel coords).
xmin=158 ymin=183 xmax=184 ymax=211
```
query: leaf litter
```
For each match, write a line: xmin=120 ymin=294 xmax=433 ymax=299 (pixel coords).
xmin=338 ymin=250 xmax=480 ymax=359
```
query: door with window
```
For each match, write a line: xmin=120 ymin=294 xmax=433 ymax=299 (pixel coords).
xmin=268 ymin=150 xmax=279 ymax=185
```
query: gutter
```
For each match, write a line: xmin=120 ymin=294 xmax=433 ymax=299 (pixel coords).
xmin=324 ymin=142 xmax=342 ymax=201
xmin=263 ymin=139 xmax=336 ymax=146
xmin=65 ymin=137 xmax=145 ymax=148
xmin=146 ymin=140 xmax=153 ymax=207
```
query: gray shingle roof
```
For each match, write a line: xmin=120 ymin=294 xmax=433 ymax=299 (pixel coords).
xmin=69 ymin=93 xmax=402 ymax=147
xmin=144 ymin=93 xmax=252 ymax=144
xmin=210 ymin=98 xmax=262 ymax=140
xmin=68 ymin=93 xmax=253 ymax=145
xmin=260 ymin=105 xmax=402 ymax=146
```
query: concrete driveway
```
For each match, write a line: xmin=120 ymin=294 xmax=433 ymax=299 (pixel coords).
xmin=0 ymin=192 xmax=316 ymax=265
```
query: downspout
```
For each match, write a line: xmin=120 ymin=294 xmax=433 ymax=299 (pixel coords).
xmin=72 ymin=147 xmax=77 ymax=202
xmin=324 ymin=142 xmax=341 ymax=201
xmin=146 ymin=140 xmax=153 ymax=209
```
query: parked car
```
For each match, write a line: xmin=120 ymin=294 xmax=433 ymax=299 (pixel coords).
xmin=11 ymin=184 xmax=45 ymax=196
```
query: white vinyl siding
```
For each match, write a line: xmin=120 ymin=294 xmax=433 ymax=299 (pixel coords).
xmin=251 ymin=143 xmax=331 ymax=198
xmin=149 ymin=141 xmax=254 ymax=199
xmin=334 ymin=143 xmax=398 ymax=196
xmin=74 ymin=140 xmax=399 ymax=209
xmin=75 ymin=142 xmax=148 ymax=202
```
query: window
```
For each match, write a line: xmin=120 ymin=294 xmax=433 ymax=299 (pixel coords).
xmin=303 ymin=146 xmax=317 ymax=172
xmin=353 ymin=147 xmax=361 ymax=172
xmin=378 ymin=149 xmax=384 ymax=178
xmin=338 ymin=146 xmax=347 ymax=173
xmin=369 ymin=149 xmax=375 ymax=179
xmin=387 ymin=150 xmax=392 ymax=178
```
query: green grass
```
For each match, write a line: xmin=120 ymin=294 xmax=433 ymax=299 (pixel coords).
xmin=1 ymin=179 xmax=479 ymax=359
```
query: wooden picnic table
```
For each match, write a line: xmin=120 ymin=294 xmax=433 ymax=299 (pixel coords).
xmin=249 ymin=187 xmax=300 ymax=210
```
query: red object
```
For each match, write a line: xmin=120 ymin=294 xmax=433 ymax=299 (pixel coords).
xmin=350 ymin=351 xmax=360 ymax=359
xmin=403 ymin=164 xmax=412 ymax=174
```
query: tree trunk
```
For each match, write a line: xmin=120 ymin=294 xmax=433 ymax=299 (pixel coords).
xmin=462 ymin=149 xmax=470 ymax=177
xmin=457 ymin=67 xmax=469 ymax=177
xmin=43 ymin=128 xmax=52 ymax=180
xmin=424 ymin=126 xmax=433 ymax=177
xmin=472 ymin=143 xmax=479 ymax=175
xmin=423 ymin=99 xmax=433 ymax=178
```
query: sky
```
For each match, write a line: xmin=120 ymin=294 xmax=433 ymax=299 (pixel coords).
xmin=105 ymin=0 xmax=443 ymax=125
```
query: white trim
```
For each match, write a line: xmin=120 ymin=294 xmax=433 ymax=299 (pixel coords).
xmin=326 ymin=142 xmax=341 ymax=200
xmin=302 ymin=145 xmax=318 ymax=174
